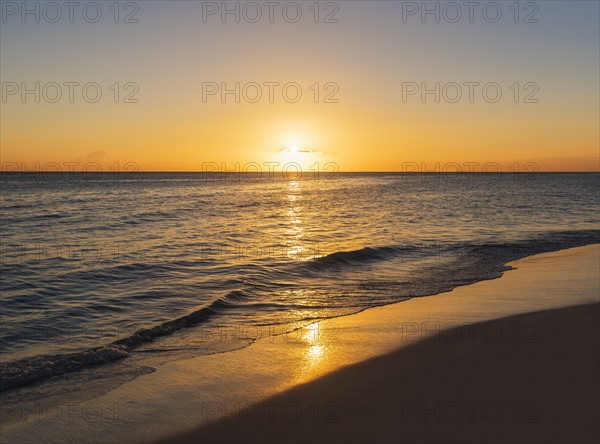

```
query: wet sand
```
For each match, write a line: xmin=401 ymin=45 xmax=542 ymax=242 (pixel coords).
xmin=171 ymin=302 xmax=599 ymax=443
xmin=166 ymin=245 xmax=600 ymax=443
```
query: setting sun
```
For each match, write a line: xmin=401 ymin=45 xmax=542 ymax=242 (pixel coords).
xmin=273 ymin=143 xmax=322 ymax=171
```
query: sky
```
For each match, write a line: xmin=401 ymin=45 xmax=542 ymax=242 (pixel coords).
xmin=1 ymin=0 xmax=599 ymax=172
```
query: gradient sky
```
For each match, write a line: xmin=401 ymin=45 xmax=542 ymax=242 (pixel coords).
xmin=1 ymin=0 xmax=599 ymax=171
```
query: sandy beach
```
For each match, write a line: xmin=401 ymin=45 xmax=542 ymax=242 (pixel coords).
xmin=171 ymin=302 xmax=599 ymax=443
xmin=166 ymin=245 xmax=600 ymax=443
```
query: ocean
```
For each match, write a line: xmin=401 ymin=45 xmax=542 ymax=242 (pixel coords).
xmin=1 ymin=172 xmax=599 ymax=395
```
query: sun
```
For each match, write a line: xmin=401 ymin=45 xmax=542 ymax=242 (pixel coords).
xmin=267 ymin=135 xmax=323 ymax=172
xmin=278 ymin=144 xmax=314 ymax=164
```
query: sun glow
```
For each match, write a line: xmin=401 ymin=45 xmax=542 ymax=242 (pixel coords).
xmin=275 ymin=141 xmax=323 ymax=171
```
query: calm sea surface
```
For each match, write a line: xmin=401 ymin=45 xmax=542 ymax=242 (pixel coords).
xmin=1 ymin=172 xmax=599 ymax=392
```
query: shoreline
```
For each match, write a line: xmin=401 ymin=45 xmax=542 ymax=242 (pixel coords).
xmin=2 ymin=236 xmax=597 ymax=393
xmin=2 ymin=244 xmax=599 ymax=443
xmin=163 ymin=243 xmax=600 ymax=443
xmin=170 ymin=302 xmax=600 ymax=443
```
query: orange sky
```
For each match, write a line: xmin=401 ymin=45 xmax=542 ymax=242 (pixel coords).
xmin=1 ymin=1 xmax=599 ymax=172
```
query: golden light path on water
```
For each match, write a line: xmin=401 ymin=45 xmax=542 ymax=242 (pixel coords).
xmin=285 ymin=179 xmax=305 ymax=260
xmin=284 ymin=179 xmax=329 ymax=369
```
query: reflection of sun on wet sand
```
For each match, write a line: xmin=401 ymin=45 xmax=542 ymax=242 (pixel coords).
xmin=173 ymin=303 xmax=599 ymax=444
xmin=168 ymin=245 xmax=600 ymax=444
